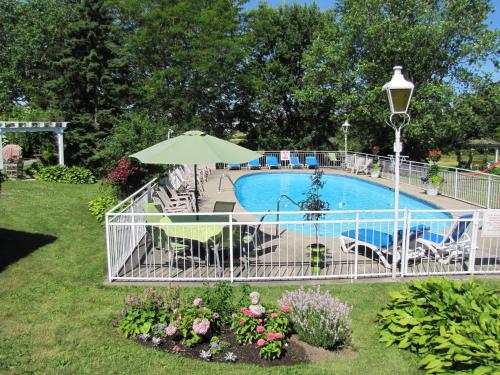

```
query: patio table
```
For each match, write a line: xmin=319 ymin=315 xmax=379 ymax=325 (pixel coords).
xmin=159 ymin=215 xmax=230 ymax=276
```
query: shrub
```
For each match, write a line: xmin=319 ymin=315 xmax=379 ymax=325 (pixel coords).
xmin=378 ymin=278 xmax=500 ymax=374
xmin=118 ymin=288 xmax=182 ymax=338
xmin=24 ymin=161 xmax=41 ymax=177
xmin=35 ymin=165 xmax=96 ymax=184
xmin=278 ymin=287 xmax=351 ymax=349
xmin=230 ymin=305 xmax=290 ymax=359
xmin=199 ymin=282 xmax=235 ymax=324
xmin=88 ymin=195 xmax=120 ymax=223
xmin=174 ymin=298 xmax=215 ymax=346
xmin=109 ymin=158 xmax=142 ymax=195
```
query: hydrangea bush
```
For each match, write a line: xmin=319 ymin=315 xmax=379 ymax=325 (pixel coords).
xmin=278 ymin=287 xmax=351 ymax=349
xmin=230 ymin=306 xmax=291 ymax=359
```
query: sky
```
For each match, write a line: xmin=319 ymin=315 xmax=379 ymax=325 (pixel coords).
xmin=244 ymin=0 xmax=499 ymax=80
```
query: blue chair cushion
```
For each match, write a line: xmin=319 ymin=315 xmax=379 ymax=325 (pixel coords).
xmin=305 ymin=156 xmax=318 ymax=166
xmin=420 ymin=231 xmax=447 ymax=244
xmin=341 ymin=229 xmax=393 ymax=248
xmin=266 ymin=156 xmax=279 ymax=165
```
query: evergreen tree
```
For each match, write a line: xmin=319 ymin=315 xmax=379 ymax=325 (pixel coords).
xmin=49 ymin=0 xmax=129 ymax=171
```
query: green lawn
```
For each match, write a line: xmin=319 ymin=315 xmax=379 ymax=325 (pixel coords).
xmin=0 ymin=181 xmax=498 ymax=374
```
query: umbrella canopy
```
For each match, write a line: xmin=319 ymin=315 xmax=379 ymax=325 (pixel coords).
xmin=129 ymin=130 xmax=262 ymax=211
xmin=130 ymin=130 xmax=261 ymax=164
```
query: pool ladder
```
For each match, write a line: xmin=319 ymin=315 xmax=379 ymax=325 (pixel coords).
xmin=218 ymin=173 xmax=236 ymax=192
xmin=275 ymin=194 xmax=301 ymax=236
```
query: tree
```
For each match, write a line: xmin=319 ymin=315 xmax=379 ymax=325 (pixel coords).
xmin=49 ymin=0 xmax=130 ymax=171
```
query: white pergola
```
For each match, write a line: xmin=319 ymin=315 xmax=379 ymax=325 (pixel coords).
xmin=0 ymin=121 xmax=69 ymax=170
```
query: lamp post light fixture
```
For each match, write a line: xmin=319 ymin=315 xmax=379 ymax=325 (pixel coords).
xmin=341 ymin=120 xmax=351 ymax=168
xmin=382 ymin=65 xmax=414 ymax=277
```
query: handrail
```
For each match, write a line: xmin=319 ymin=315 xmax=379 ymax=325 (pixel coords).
xmin=275 ymin=194 xmax=301 ymax=236
xmin=218 ymin=173 xmax=236 ymax=192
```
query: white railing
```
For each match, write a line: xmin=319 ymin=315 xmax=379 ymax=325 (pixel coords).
xmin=251 ymin=151 xmax=500 ymax=209
xmin=106 ymin=203 xmax=500 ymax=281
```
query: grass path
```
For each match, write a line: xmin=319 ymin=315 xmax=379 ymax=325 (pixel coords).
xmin=0 ymin=181 xmax=497 ymax=374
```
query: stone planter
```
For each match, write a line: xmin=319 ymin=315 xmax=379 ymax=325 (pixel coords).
xmin=370 ymin=169 xmax=381 ymax=178
xmin=426 ymin=183 xmax=439 ymax=196
xmin=307 ymin=244 xmax=327 ymax=273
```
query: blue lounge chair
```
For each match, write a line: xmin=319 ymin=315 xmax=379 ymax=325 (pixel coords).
xmin=305 ymin=156 xmax=319 ymax=169
xmin=289 ymin=155 xmax=303 ymax=169
xmin=228 ymin=163 xmax=241 ymax=170
xmin=265 ymin=156 xmax=281 ymax=169
xmin=416 ymin=214 xmax=473 ymax=264
xmin=247 ymin=159 xmax=261 ymax=169
xmin=340 ymin=225 xmax=429 ymax=269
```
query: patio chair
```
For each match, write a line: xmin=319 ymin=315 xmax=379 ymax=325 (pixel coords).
xmin=344 ymin=154 xmax=353 ymax=170
xmin=152 ymin=189 xmax=190 ymax=213
xmin=305 ymin=156 xmax=319 ymax=169
xmin=265 ymin=156 xmax=281 ymax=169
xmin=340 ymin=225 xmax=429 ymax=269
xmin=213 ymin=201 xmax=236 ymax=213
xmin=239 ymin=215 xmax=267 ymax=272
xmin=415 ymin=214 xmax=473 ymax=264
xmin=143 ymin=203 xmax=189 ymax=268
xmin=228 ymin=163 xmax=241 ymax=170
xmin=328 ymin=152 xmax=339 ymax=167
xmin=159 ymin=183 xmax=195 ymax=212
xmin=289 ymin=155 xmax=303 ymax=169
xmin=247 ymin=159 xmax=261 ymax=169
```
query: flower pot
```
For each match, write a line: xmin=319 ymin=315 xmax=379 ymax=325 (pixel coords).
xmin=370 ymin=169 xmax=381 ymax=178
xmin=426 ymin=183 xmax=439 ymax=196
xmin=307 ymin=244 xmax=326 ymax=273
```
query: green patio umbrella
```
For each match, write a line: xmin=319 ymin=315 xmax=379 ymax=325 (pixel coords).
xmin=130 ymin=130 xmax=261 ymax=211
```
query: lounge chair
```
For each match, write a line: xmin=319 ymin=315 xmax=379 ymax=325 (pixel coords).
xmin=152 ymin=188 xmax=190 ymax=213
xmin=159 ymin=183 xmax=195 ymax=212
xmin=415 ymin=214 xmax=473 ymax=264
xmin=265 ymin=156 xmax=281 ymax=169
xmin=213 ymin=201 xmax=236 ymax=213
xmin=247 ymin=159 xmax=261 ymax=169
xmin=328 ymin=152 xmax=340 ymax=167
xmin=305 ymin=156 xmax=319 ymax=169
xmin=289 ymin=155 xmax=303 ymax=169
xmin=228 ymin=163 xmax=241 ymax=170
xmin=340 ymin=225 xmax=429 ymax=269
xmin=351 ymin=157 xmax=372 ymax=174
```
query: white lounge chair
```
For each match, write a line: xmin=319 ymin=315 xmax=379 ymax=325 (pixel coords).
xmin=415 ymin=214 xmax=473 ymax=264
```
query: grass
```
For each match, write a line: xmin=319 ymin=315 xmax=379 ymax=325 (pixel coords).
xmin=439 ymin=152 xmax=498 ymax=169
xmin=0 ymin=180 xmax=498 ymax=374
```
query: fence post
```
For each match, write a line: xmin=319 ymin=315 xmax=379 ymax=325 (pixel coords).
xmin=400 ymin=210 xmax=409 ymax=278
xmin=105 ymin=214 xmax=113 ymax=282
xmin=454 ymin=169 xmax=458 ymax=199
xmin=408 ymin=161 xmax=412 ymax=184
xmin=354 ymin=213 xmax=359 ymax=280
xmin=487 ymin=176 xmax=491 ymax=209
xmin=468 ymin=211 xmax=480 ymax=274
xmin=229 ymin=214 xmax=234 ymax=283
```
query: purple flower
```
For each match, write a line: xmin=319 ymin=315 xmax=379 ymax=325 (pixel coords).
xmin=165 ymin=324 xmax=177 ymax=336
xmin=193 ymin=298 xmax=202 ymax=307
xmin=212 ymin=312 xmax=220 ymax=320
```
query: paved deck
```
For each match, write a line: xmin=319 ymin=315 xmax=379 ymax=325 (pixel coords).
xmin=111 ymin=167 xmax=499 ymax=283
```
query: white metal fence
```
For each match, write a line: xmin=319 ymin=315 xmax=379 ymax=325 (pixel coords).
xmin=254 ymin=151 xmax=500 ymax=209
xmin=106 ymin=182 xmax=500 ymax=282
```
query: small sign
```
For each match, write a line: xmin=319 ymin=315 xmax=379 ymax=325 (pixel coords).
xmin=482 ymin=211 xmax=500 ymax=236
xmin=280 ymin=150 xmax=291 ymax=161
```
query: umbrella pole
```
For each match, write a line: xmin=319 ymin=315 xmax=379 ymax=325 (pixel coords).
xmin=194 ymin=164 xmax=199 ymax=212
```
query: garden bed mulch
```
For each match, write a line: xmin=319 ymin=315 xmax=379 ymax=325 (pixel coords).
xmin=135 ymin=325 xmax=356 ymax=366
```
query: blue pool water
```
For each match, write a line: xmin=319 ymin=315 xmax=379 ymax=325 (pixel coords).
xmin=234 ymin=172 xmax=450 ymax=237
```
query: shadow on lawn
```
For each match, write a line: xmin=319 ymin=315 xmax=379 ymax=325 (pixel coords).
xmin=0 ymin=228 xmax=57 ymax=271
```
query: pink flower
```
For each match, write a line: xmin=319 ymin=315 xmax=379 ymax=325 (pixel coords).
xmin=239 ymin=319 xmax=245 ymax=326
xmin=193 ymin=298 xmax=202 ymax=307
xmin=281 ymin=305 xmax=292 ymax=313
xmin=165 ymin=324 xmax=177 ymax=336
xmin=274 ymin=332 xmax=283 ymax=340
xmin=256 ymin=325 xmax=266 ymax=333
xmin=267 ymin=333 xmax=276 ymax=342
xmin=271 ymin=312 xmax=279 ymax=318
xmin=257 ymin=339 xmax=266 ymax=347
xmin=241 ymin=307 xmax=251 ymax=317
xmin=192 ymin=318 xmax=210 ymax=335
xmin=212 ymin=312 xmax=220 ymax=320
xmin=231 ymin=313 xmax=238 ymax=318
xmin=258 ymin=319 xmax=263 ymax=323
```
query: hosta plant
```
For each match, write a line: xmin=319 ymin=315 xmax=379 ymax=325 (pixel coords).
xmin=378 ymin=278 xmax=500 ymax=374
xmin=278 ymin=287 xmax=351 ymax=349
xmin=35 ymin=165 xmax=96 ymax=184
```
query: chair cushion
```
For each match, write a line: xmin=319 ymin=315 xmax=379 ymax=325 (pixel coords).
xmin=420 ymin=231 xmax=446 ymax=244
xmin=341 ymin=229 xmax=393 ymax=248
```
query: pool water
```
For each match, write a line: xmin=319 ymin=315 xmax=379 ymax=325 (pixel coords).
xmin=234 ymin=172 xmax=450 ymax=237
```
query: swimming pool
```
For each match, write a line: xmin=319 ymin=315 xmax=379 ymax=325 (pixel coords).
xmin=234 ymin=172 xmax=450 ymax=237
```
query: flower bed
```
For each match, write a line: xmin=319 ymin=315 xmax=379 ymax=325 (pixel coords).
xmin=115 ymin=285 xmax=353 ymax=366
